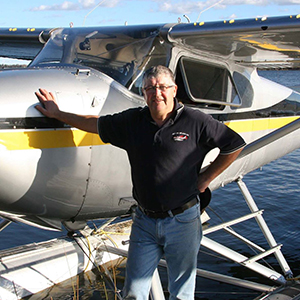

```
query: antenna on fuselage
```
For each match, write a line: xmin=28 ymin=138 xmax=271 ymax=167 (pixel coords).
xmin=183 ymin=15 xmax=191 ymax=23
xmin=196 ymin=0 xmax=224 ymax=22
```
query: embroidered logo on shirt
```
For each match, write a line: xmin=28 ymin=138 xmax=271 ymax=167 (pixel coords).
xmin=172 ymin=132 xmax=189 ymax=142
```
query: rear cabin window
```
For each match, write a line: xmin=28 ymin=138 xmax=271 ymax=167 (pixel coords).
xmin=176 ymin=58 xmax=241 ymax=109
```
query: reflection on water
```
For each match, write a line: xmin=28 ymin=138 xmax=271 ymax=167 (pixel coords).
xmin=23 ymin=268 xmax=124 ymax=300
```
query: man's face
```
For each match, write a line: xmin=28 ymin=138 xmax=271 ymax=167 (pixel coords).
xmin=143 ymin=74 xmax=178 ymax=119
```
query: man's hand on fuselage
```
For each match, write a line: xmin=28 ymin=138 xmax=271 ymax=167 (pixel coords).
xmin=35 ymin=88 xmax=99 ymax=134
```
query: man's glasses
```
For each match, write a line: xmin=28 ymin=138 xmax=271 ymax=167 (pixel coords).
xmin=143 ymin=85 xmax=175 ymax=93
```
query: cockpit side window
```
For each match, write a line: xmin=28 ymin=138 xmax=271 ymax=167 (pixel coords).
xmin=233 ymin=71 xmax=254 ymax=108
xmin=176 ymin=58 xmax=241 ymax=109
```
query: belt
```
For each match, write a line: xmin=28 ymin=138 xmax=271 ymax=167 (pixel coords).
xmin=139 ymin=197 xmax=198 ymax=219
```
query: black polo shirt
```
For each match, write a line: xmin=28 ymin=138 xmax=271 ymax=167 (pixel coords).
xmin=98 ymin=100 xmax=245 ymax=212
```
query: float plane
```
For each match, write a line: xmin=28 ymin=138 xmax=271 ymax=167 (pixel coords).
xmin=0 ymin=14 xmax=300 ymax=299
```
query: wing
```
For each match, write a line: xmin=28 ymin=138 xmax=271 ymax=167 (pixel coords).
xmin=165 ymin=15 xmax=300 ymax=69
xmin=0 ymin=27 xmax=56 ymax=60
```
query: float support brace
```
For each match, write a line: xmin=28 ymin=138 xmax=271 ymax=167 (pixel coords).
xmin=236 ymin=177 xmax=293 ymax=278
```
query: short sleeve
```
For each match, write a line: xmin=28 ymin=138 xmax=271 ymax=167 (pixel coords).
xmin=198 ymin=113 xmax=246 ymax=154
xmin=98 ymin=108 xmax=138 ymax=150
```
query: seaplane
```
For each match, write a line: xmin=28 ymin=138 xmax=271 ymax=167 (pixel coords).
xmin=1 ymin=13 xmax=300 ymax=300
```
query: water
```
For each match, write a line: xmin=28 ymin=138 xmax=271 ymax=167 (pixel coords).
xmin=1 ymin=70 xmax=300 ymax=299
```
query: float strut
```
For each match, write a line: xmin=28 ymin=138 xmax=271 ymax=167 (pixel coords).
xmin=0 ymin=219 xmax=11 ymax=232
xmin=150 ymin=268 xmax=165 ymax=300
xmin=236 ymin=177 xmax=293 ymax=278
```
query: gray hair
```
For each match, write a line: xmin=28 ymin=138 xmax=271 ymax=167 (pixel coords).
xmin=142 ymin=65 xmax=176 ymax=87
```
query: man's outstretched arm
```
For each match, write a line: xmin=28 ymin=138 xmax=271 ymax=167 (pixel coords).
xmin=35 ymin=88 xmax=99 ymax=134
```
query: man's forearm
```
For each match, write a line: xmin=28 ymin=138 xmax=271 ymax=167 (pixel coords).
xmin=55 ymin=110 xmax=99 ymax=134
xmin=197 ymin=148 xmax=243 ymax=192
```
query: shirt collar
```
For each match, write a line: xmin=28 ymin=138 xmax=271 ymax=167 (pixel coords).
xmin=173 ymin=98 xmax=184 ymax=121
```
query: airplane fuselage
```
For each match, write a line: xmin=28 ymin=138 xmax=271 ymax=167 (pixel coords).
xmin=0 ymin=21 xmax=300 ymax=230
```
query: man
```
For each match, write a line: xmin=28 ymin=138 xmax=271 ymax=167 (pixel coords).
xmin=35 ymin=65 xmax=245 ymax=299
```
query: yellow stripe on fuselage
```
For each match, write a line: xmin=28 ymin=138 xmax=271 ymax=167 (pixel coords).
xmin=0 ymin=116 xmax=299 ymax=151
xmin=0 ymin=129 xmax=105 ymax=150
xmin=225 ymin=116 xmax=299 ymax=133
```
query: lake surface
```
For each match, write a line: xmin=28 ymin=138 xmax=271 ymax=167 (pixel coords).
xmin=1 ymin=70 xmax=300 ymax=299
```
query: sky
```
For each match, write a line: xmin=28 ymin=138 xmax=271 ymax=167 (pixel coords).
xmin=1 ymin=0 xmax=300 ymax=64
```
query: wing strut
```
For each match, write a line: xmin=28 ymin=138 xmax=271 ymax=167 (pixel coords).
xmin=240 ymin=117 xmax=300 ymax=159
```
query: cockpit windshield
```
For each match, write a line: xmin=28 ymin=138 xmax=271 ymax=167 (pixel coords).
xmin=30 ymin=25 xmax=171 ymax=94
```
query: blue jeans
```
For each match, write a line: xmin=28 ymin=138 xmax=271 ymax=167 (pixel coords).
xmin=123 ymin=202 xmax=202 ymax=300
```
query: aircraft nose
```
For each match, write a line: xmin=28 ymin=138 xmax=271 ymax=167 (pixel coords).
xmin=0 ymin=65 xmax=132 ymax=227
xmin=0 ymin=67 xmax=87 ymax=219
